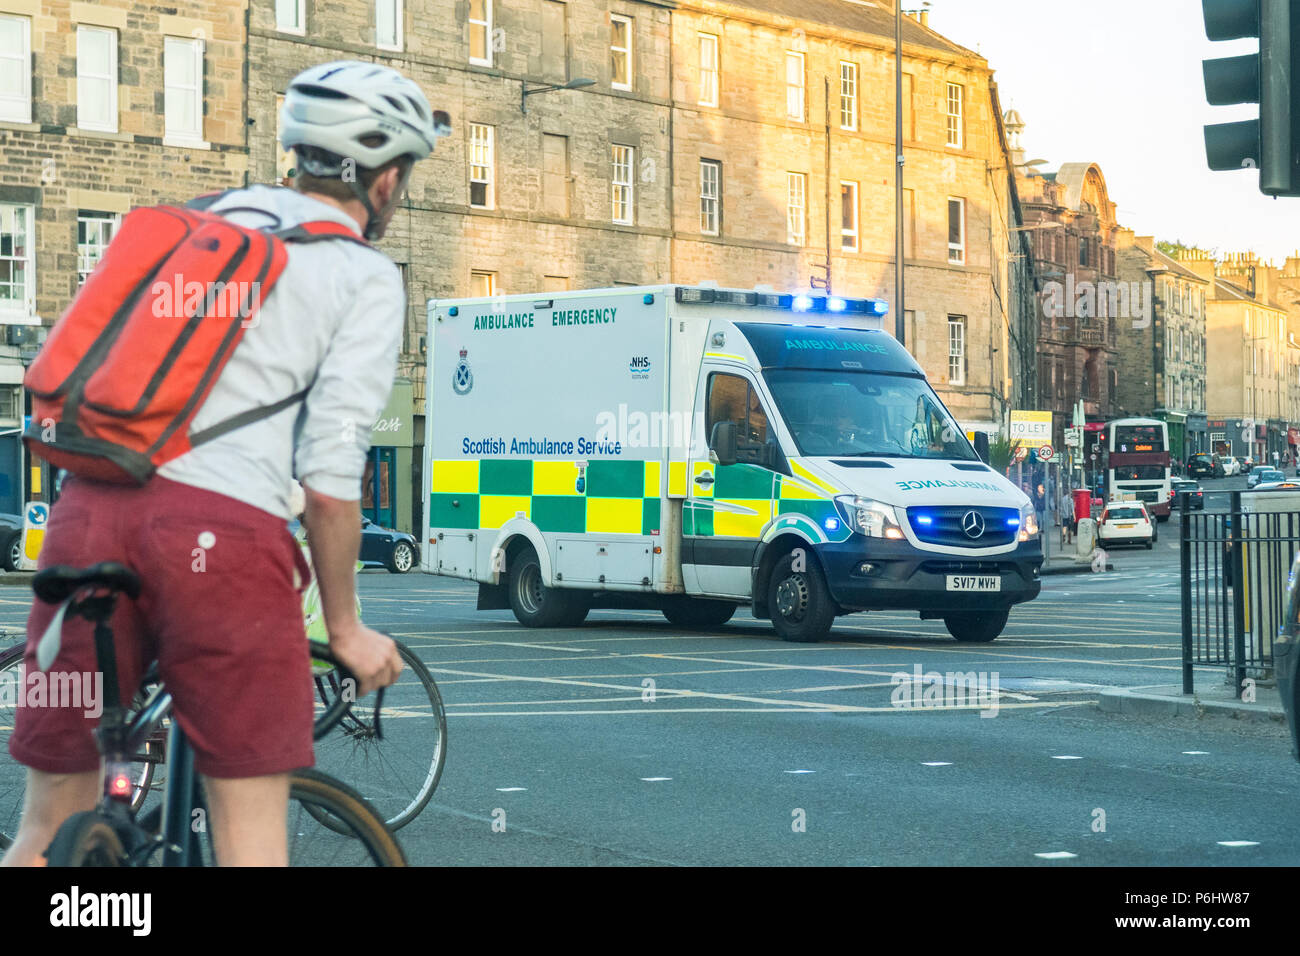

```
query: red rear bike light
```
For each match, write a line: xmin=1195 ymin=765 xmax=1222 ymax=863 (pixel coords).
xmin=109 ymin=772 xmax=131 ymax=797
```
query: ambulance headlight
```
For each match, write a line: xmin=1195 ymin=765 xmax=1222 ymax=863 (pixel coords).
xmin=1018 ymin=503 xmax=1040 ymax=542
xmin=835 ymin=495 xmax=904 ymax=539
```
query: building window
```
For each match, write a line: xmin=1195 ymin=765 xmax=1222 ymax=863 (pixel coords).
xmin=469 ymin=0 xmax=492 ymax=66
xmin=785 ymin=51 xmax=804 ymax=121
xmin=610 ymin=14 xmax=632 ymax=90
xmin=470 ymin=270 xmax=497 ymax=296
xmin=163 ymin=36 xmax=204 ymax=145
xmin=1056 ymin=362 xmax=1065 ymax=398
xmin=699 ymin=159 xmax=720 ymax=235
xmin=376 ymin=0 xmax=402 ymax=51
xmin=839 ymin=61 xmax=857 ymax=131
xmin=0 ymin=204 xmax=33 ymax=318
xmin=698 ymin=33 xmax=718 ymax=107
xmin=787 ymin=172 xmax=806 ymax=246
xmin=469 ymin=123 xmax=494 ymax=209
xmin=611 ymin=144 xmax=634 ymax=224
xmin=0 ymin=14 xmax=30 ymax=124
xmin=945 ymin=82 xmax=963 ymax=148
xmin=947 ymin=197 xmax=965 ymax=264
xmin=275 ymin=0 xmax=306 ymax=34
xmin=76 ymin=26 xmax=117 ymax=133
xmin=542 ymin=133 xmax=569 ymax=217
xmin=948 ymin=316 xmax=966 ymax=385
xmin=77 ymin=212 xmax=119 ymax=286
xmin=840 ymin=182 xmax=858 ymax=252
xmin=1078 ymin=236 xmax=1089 ymax=267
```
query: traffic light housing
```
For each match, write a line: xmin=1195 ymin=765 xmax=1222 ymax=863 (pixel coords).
xmin=1202 ymin=0 xmax=1299 ymax=195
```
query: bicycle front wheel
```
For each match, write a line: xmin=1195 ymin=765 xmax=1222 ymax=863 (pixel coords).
xmin=310 ymin=639 xmax=446 ymax=831
xmin=0 ymin=643 xmax=26 ymax=850
xmin=288 ymin=769 xmax=407 ymax=867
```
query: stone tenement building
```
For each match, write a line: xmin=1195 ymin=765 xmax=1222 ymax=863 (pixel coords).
xmin=249 ymin=0 xmax=1033 ymax=439
xmin=1010 ymin=117 xmax=1122 ymax=448
xmin=1113 ymin=235 xmax=1209 ymax=459
xmin=0 ymin=0 xmax=248 ymax=513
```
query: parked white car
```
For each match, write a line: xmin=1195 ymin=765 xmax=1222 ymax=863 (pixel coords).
xmin=1097 ymin=502 xmax=1154 ymax=550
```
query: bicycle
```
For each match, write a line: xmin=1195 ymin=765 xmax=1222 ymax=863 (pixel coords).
xmin=12 ymin=561 xmax=406 ymax=866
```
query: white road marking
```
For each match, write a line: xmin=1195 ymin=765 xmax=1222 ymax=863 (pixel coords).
xmin=1050 ymin=755 xmax=1083 ymax=760
xmin=784 ymin=770 xmax=815 ymax=774
xmin=1216 ymin=841 xmax=1259 ymax=847
xmin=921 ymin=761 xmax=952 ymax=767
xmin=641 ymin=777 xmax=672 ymax=782
xmin=496 ymin=787 xmax=527 ymax=792
xmin=1034 ymin=851 xmax=1078 ymax=860
xmin=1182 ymin=751 xmax=1210 ymax=755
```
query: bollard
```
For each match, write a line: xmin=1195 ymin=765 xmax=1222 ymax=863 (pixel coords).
xmin=1075 ymin=518 xmax=1097 ymax=561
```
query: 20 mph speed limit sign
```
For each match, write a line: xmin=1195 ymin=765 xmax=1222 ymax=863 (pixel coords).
xmin=1037 ymin=445 xmax=1053 ymax=461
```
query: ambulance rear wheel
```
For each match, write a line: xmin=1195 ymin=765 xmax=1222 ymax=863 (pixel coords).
xmin=768 ymin=551 xmax=835 ymax=643
xmin=508 ymin=550 xmax=586 ymax=628
xmin=662 ymin=597 xmax=736 ymax=629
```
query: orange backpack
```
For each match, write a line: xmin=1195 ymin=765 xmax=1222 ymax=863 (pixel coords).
xmin=23 ymin=195 xmax=367 ymax=484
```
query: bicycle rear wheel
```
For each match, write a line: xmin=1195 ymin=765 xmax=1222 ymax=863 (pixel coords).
xmin=43 ymin=810 xmax=130 ymax=866
xmin=309 ymin=639 xmax=446 ymax=831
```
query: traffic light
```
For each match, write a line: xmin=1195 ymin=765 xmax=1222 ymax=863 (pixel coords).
xmin=1201 ymin=0 xmax=1299 ymax=195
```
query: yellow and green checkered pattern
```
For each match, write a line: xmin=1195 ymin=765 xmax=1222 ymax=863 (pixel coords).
xmin=430 ymin=459 xmax=662 ymax=535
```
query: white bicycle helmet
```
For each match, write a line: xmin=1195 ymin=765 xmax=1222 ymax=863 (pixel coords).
xmin=280 ymin=60 xmax=449 ymax=172
xmin=280 ymin=61 xmax=450 ymax=237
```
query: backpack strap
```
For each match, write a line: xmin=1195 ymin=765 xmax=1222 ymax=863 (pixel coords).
xmin=188 ymin=383 xmax=313 ymax=449
xmin=275 ymin=220 xmax=371 ymax=247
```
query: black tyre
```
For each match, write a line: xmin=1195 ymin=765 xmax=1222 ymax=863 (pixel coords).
xmin=0 ymin=644 xmax=26 ymax=849
xmin=662 ymin=597 xmax=737 ymax=629
xmin=310 ymin=639 xmax=446 ymax=832
xmin=43 ymin=811 xmax=129 ymax=866
xmin=287 ymin=770 xmax=407 ymax=866
xmin=3 ymin=533 xmax=18 ymax=572
xmin=767 ymin=551 xmax=836 ymax=643
xmin=1145 ymin=539 xmax=1153 ymax=550
xmin=508 ymin=549 xmax=586 ymax=627
xmin=944 ymin=609 xmax=1009 ymax=643
xmin=387 ymin=540 xmax=415 ymax=574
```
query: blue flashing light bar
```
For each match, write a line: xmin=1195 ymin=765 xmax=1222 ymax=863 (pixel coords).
xmin=671 ymin=286 xmax=890 ymax=317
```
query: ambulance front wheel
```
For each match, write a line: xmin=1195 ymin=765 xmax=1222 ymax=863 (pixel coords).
xmin=767 ymin=551 xmax=836 ymax=643
xmin=943 ymin=609 xmax=1008 ymax=643
xmin=508 ymin=549 xmax=589 ymax=628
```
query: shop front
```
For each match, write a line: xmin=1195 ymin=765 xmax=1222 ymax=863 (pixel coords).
xmin=362 ymin=379 xmax=415 ymax=534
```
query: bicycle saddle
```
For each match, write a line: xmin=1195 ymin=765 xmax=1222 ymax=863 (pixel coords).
xmin=33 ymin=562 xmax=142 ymax=605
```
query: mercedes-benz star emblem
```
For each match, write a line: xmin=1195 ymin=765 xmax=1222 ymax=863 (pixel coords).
xmin=961 ymin=510 xmax=985 ymax=539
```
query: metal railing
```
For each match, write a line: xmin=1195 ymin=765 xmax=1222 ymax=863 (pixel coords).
xmin=1180 ymin=489 xmax=1300 ymax=693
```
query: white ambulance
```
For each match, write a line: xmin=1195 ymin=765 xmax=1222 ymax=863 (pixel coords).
xmin=422 ymin=285 xmax=1041 ymax=643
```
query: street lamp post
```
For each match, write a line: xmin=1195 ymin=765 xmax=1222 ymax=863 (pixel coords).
xmin=521 ymin=77 xmax=595 ymax=114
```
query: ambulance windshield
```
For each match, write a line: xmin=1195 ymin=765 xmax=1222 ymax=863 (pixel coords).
xmin=764 ymin=368 xmax=978 ymax=460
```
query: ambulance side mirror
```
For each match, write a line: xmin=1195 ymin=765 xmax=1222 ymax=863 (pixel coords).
xmin=710 ymin=421 xmax=738 ymax=467
xmin=973 ymin=431 xmax=990 ymax=463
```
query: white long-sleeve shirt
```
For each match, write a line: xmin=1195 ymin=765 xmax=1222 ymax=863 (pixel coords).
xmin=157 ymin=185 xmax=405 ymax=519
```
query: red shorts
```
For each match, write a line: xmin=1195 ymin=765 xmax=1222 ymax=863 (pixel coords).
xmin=9 ymin=476 xmax=314 ymax=778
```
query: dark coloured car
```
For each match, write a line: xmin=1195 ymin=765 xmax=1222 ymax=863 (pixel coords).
xmin=1187 ymin=453 xmax=1215 ymax=479
xmin=1169 ymin=478 xmax=1204 ymax=511
xmin=0 ymin=513 xmax=22 ymax=571
xmin=288 ymin=517 xmax=420 ymax=574
xmin=1278 ymin=552 xmax=1300 ymax=760
xmin=360 ymin=516 xmax=420 ymax=573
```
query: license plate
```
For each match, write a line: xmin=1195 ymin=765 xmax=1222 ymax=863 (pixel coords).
xmin=1117 ymin=523 xmax=1134 ymax=529
xmin=946 ymin=575 xmax=1001 ymax=592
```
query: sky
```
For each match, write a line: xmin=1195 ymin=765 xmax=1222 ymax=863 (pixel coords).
xmin=929 ymin=0 xmax=1298 ymax=264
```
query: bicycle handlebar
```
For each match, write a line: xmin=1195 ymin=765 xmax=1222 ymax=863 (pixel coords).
xmin=308 ymin=641 xmax=385 ymax=742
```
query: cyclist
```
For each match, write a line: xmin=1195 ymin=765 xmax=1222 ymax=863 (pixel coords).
xmin=2 ymin=61 xmax=447 ymax=867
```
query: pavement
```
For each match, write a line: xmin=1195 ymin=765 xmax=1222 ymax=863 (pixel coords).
xmin=1098 ymin=681 xmax=1286 ymax=722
